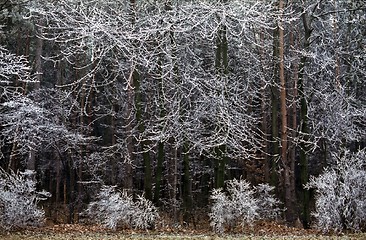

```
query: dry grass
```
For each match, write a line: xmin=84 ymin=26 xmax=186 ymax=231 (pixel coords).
xmin=1 ymin=232 xmax=366 ymax=240
xmin=0 ymin=223 xmax=365 ymax=240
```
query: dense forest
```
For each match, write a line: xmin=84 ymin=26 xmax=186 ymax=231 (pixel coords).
xmin=0 ymin=0 xmax=365 ymax=233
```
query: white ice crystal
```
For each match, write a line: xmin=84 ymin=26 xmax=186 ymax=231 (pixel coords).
xmin=306 ymin=149 xmax=366 ymax=232
xmin=84 ymin=185 xmax=159 ymax=230
xmin=209 ymin=178 xmax=282 ymax=233
xmin=0 ymin=168 xmax=50 ymax=230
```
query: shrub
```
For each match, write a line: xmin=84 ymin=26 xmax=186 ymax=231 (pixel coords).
xmin=209 ymin=178 xmax=282 ymax=233
xmin=0 ymin=168 xmax=50 ymax=230
xmin=209 ymin=188 xmax=233 ymax=233
xmin=255 ymin=183 xmax=282 ymax=220
xmin=84 ymin=185 xmax=159 ymax=230
xmin=305 ymin=149 xmax=366 ymax=232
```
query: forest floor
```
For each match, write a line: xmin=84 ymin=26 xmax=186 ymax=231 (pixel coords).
xmin=1 ymin=222 xmax=365 ymax=240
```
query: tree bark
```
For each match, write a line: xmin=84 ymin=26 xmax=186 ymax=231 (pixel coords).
xmin=169 ymin=146 xmax=178 ymax=222
xmin=214 ymin=12 xmax=228 ymax=189
xmin=153 ymin=141 xmax=164 ymax=204
xmin=297 ymin=10 xmax=312 ymax=228
xmin=270 ymin=25 xmax=280 ymax=190
xmin=153 ymin=30 xmax=167 ymax=205
xmin=134 ymin=69 xmax=152 ymax=200
xmin=182 ymin=142 xmax=193 ymax=224
xmin=279 ymin=0 xmax=296 ymax=224
xmin=124 ymin=77 xmax=134 ymax=191
xmin=129 ymin=0 xmax=152 ymax=200
xmin=27 ymin=24 xmax=43 ymax=175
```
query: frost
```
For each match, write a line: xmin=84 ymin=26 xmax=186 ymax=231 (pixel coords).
xmin=0 ymin=168 xmax=50 ymax=230
xmin=0 ymin=92 xmax=91 ymax=159
xmin=131 ymin=194 xmax=160 ymax=230
xmin=0 ymin=46 xmax=33 ymax=84
xmin=209 ymin=179 xmax=282 ymax=233
xmin=84 ymin=185 xmax=159 ymax=230
xmin=306 ymin=149 xmax=366 ymax=232
xmin=255 ymin=183 xmax=283 ymax=220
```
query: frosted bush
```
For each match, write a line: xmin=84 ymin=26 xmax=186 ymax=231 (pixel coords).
xmin=306 ymin=149 xmax=366 ymax=232
xmin=0 ymin=168 xmax=50 ymax=230
xmin=255 ymin=183 xmax=282 ymax=219
xmin=131 ymin=195 xmax=160 ymax=229
xmin=209 ymin=179 xmax=282 ymax=233
xmin=226 ymin=179 xmax=259 ymax=226
xmin=209 ymin=188 xmax=232 ymax=233
xmin=84 ymin=185 xmax=159 ymax=230
xmin=84 ymin=185 xmax=133 ymax=229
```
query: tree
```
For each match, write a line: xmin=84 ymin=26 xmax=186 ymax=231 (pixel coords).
xmin=0 ymin=168 xmax=50 ymax=230
xmin=0 ymin=46 xmax=31 ymax=86
xmin=4 ymin=0 xmax=362 ymax=229
xmin=306 ymin=149 xmax=366 ymax=232
xmin=84 ymin=185 xmax=159 ymax=230
xmin=209 ymin=178 xmax=282 ymax=233
xmin=278 ymin=0 xmax=297 ymax=224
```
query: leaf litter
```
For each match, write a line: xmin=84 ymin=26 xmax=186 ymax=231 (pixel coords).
xmin=1 ymin=221 xmax=365 ymax=239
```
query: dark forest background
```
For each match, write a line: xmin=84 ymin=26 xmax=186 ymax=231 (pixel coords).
xmin=0 ymin=0 xmax=365 ymax=229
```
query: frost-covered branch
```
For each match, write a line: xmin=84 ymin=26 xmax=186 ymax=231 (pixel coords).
xmin=0 ymin=91 xmax=92 ymax=161
xmin=84 ymin=185 xmax=159 ymax=230
xmin=305 ymin=149 xmax=366 ymax=232
xmin=209 ymin=178 xmax=282 ymax=233
xmin=0 ymin=46 xmax=32 ymax=84
xmin=27 ymin=0 xmax=278 ymax=161
xmin=0 ymin=168 xmax=50 ymax=230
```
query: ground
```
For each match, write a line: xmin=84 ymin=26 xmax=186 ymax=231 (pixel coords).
xmin=1 ymin=222 xmax=365 ymax=239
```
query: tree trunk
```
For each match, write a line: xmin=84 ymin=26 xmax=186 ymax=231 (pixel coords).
xmin=54 ymin=154 xmax=61 ymax=222
xmin=169 ymin=146 xmax=178 ymax=222
xmin=153 ymin=47 xmax=166 ymax=205
xmin=110 ymin=102 xmax=117 ymax=185
xmin=182 ymin=142 xmax=192 ymax=224
xmin=297 ymin=10 xmax=312 ymax=228
xmin=68 ymin=157 xmax=76 ymax=223
xmin=279 ymin=0 xmax=296 ymax=224
xmin=34 ymin=24 xmax=43 ymax=90
xmin=270 ymin=26 xmax=280 ymax=190
xmin=27 ymin=25 xmax=43 ymax=175
xmin=289 ymin=28 xmax=298 ymax=196
xmin=119 ymin=0 xmax=137 ymax=193
xmin=259 ymin=30 xmax=270 ymax=183
xmin=154 ymin=141 xmax=164 ymax=205
xmin=125 ymin=79 xmax=134 ymax=191
xmin=214 ymin=146 xmax=226 ymax=189
xmin=129 ymin=0 xmax=152 ymax=200
xmin=214 ymin=12 xmax=228 ymax=189
xmin=134 ymin=69 xmax=152 ymax=200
